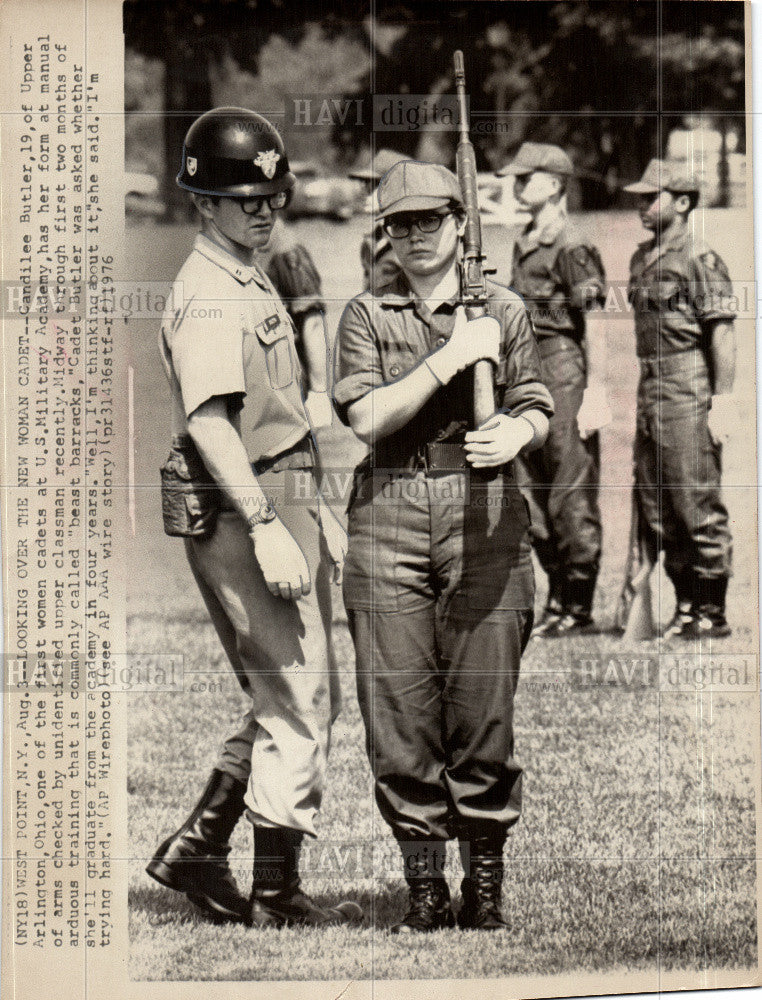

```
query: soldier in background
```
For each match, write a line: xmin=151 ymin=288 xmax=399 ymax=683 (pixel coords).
xmin=349 ymin=148 xmax=411 ymax=292
xmin=497 ymin=142 xmax=610 ymax=637
xmin=624 ymin=160 xmax=736 ymax=638
xmin=257 ymin=217 xmax=333 ymax=429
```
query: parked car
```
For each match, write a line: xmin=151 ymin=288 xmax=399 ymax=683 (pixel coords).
xmin=286 ymin=161 xmax=363 ymax=220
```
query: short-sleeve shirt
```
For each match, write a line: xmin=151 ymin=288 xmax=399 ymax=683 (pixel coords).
xmin=159 ymin=233 xmax=310 ymax=464
xmin=510 ymin=216 xmax=606 ymax=340
xmin=334 ymin=273 xmax=554 ymax=469
xmin=628 ymin=229 xmax=736 ymax=357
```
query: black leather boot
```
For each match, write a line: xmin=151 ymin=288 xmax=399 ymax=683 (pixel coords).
xmin=457 ymin=824 xmax=509 ymax=930
xmin=391 ymin=840 xmax=454 ymax=933
xmin=542 ymin=576 xmax=597 ymax=637
xmin=663 ymin=567 xmax=697 ymax=639
xmin=686 ymin=576 xmax=731 ymax=638
xmin=146 ymin=769 xmax=248 ymax=922
xmin=249 ymin=825 xmax=363 ymax=928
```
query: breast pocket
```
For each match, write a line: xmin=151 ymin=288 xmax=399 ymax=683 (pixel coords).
xmin=380 ymin=344 xmax=417 ymax=382
xmin=247 ymin=313 xmax=294 ymax=390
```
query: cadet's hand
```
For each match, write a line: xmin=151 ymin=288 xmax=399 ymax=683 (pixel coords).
xmin=319 ymin=501 xmax=348 ymax=585
xmin=577 ymin=382 xmax=612 ymax=440
xmin=305 ymin=390 xmax=333 ymax=430
xmin=426 ymin=307 xmax=500 ymax=385
xmin=464 ymin=413 xmax=534 ymax=467
xmin=249 ymin=519 xmax=311 ymax=600
xmin=707 ymin=394 xmax=736 ymax=447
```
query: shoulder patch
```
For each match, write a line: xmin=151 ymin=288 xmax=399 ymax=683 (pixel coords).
xmin=572 ymin=246 xmax=591 ymax=267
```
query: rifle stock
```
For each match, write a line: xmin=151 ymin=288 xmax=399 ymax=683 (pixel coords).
xmin=615 ymin=489 xmax=656 ymax=641
xmin=453 ymin=49 xmax=495 ymax=429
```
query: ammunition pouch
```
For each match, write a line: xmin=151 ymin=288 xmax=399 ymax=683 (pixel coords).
xmin=160 ymin=434 xmax=221 ymax=538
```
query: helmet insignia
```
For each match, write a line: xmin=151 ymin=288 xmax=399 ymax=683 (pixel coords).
xmin=254 ymin=149 xmax=280 ymax=180
xmin=186 ymin=156 xmax=197 ymax=177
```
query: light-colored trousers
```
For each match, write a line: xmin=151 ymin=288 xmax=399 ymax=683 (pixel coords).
xmin=185 ymin=469 xmax=340 ymax=836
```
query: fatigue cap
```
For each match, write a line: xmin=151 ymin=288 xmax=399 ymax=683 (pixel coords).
xmin=349 ymin=148 xmax=412 ymax=182
xmin=623 ymin=159 xmax=700 ymax=195
xmin=496 ymin=142 xmax=574 ymax=178
xmin=376 ymin=160 xmax=463 ymax=218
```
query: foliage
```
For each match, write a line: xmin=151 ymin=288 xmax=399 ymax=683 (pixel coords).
xmin=123 ymin=1 xmax=746 ymax=208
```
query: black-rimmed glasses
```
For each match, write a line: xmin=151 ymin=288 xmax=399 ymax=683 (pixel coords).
xmin=383 ymin=212 xmax=452 ymax=239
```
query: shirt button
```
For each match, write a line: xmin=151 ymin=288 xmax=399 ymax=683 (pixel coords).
xmin=389 ymin=364 xmax=400 ymax=377
xmin=436 ymin=337 xmax=446 ymax=347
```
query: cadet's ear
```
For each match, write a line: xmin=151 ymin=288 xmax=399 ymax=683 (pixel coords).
xmin=674 ymin=193 xmax=692 ymax=215
xmin=192 ymin=193 xmax=215 ymax=220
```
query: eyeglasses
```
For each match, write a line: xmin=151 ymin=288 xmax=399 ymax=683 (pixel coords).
xmin=383 ymin=212 xmax=452 ymax=239
xmin=229 ymin=190 xmax=290 ymax=214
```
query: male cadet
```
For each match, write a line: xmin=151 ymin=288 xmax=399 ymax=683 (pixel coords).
xmin=624 ymin=160 xmax=736 ymax=638
xmin=257 ymin=217 xmax=333 ymax=429
xmin=334 ymin=161 xmax=554 ymax=932
xmin=148 ymin=107 xmax=361 ymax=928
xmin=497 ymin=142 xmax=610 ymax=637
xmin=349 ymin=148 xmax=410 ymax=292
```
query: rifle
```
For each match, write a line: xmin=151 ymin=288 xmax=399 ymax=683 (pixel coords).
xmin=615 ymin=487 xmax=656 ymax=641
xmin=453 ymin=49 xmax=496 ymax=429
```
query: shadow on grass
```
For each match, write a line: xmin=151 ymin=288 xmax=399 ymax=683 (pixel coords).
xmin=129 ymin=881 xmax=212 ymax=926
xmin=130 ymin=877 xmax=418 ymax=934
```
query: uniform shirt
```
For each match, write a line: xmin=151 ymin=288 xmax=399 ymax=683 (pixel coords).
xmin=334 ymin=273 xmax=553 ymax=469
xmin=510 ymin=215 xmax=605 ymax=340
xmin=159 ymin=232 xmax=311 ymax=464
xmin=628 ymin=228 xmax=736 ymax=358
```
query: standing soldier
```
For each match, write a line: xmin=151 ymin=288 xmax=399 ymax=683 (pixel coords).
xmin=497 ymin=142 xmax=610 ymax=637
xmin=147 ymin=107 xmax=361 ymax=928
xmin=624 ymin=160 xmax=736 ymax=638
xmin=334 ymin=161 xmax=554 ymax=932
xmin=349 ymin=148 xmax=411 ymax=292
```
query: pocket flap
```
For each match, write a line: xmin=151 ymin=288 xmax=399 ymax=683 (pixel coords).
xmin=254 ymin=313 xmax=287 ymax=345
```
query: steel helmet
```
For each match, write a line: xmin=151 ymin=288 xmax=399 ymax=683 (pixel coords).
xmin=176 ymin=107 xmax=296 ymax=197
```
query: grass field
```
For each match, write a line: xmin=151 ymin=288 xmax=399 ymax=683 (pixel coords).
xmin=125 ymin=210 xmax=759 ymax=983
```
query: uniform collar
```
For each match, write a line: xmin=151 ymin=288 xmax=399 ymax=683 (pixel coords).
xmin=377 ymin=271 xmax=462 ymax=313
xmin=639 ymin=225 xmax=690 ymax=270
xmin=193 ymin=232 xmax=271 ymax=289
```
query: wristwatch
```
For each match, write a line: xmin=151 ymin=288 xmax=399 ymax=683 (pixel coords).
xmin=246 ymin=502 xmax=277 ymax=532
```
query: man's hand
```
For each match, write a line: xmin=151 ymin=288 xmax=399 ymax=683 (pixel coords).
xmin=707 ymin=394 xmax=736 ymax=447
xmin=319 ymin=501 xmax=348 ymax=585
xmin=305 ymin=390 xmax=333 ymax=430
xmin=426 ymin=307 xmax=500 ymax=385
xmin=464 ymin=413 xmax=534 ymax=468
xmin=577 ymin=382 xmax=612 ymax=440
xmin=249 ymin=518 xmax=311 ymax=600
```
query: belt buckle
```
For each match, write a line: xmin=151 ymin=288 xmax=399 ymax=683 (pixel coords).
xmin=424 ymin=441 xmax=468 ymax=473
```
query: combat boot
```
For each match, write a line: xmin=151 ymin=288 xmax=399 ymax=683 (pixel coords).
xmin=391 ymin=840 xmax=454 ymax=933
xmin=685 ymin=577 xmax=732 ymax=639
xmin=248 ymin=825 xmax=363 ymax=928
xmin=146 ymin=769 xmax=248 ymax=922
xmin=530 ymin=601 xmax=563 ymax=639
xmin=662 ymin=601 xmax=696 ymax=640
xmin=457 ymin=823 xmax=509 ymax=931
xmin=542 ymin=577 xmax=597 ymax=637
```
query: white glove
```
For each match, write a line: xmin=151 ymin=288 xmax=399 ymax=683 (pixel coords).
xmin=577 ymin=382 xmax=612 ymax=440
xmin=707 ymin=394 xmax=736 ymax=446
xmin=304 ymin=390 xmax=333 ymax=430
xmin=425 ymin=307 xmax=500 ymax=385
